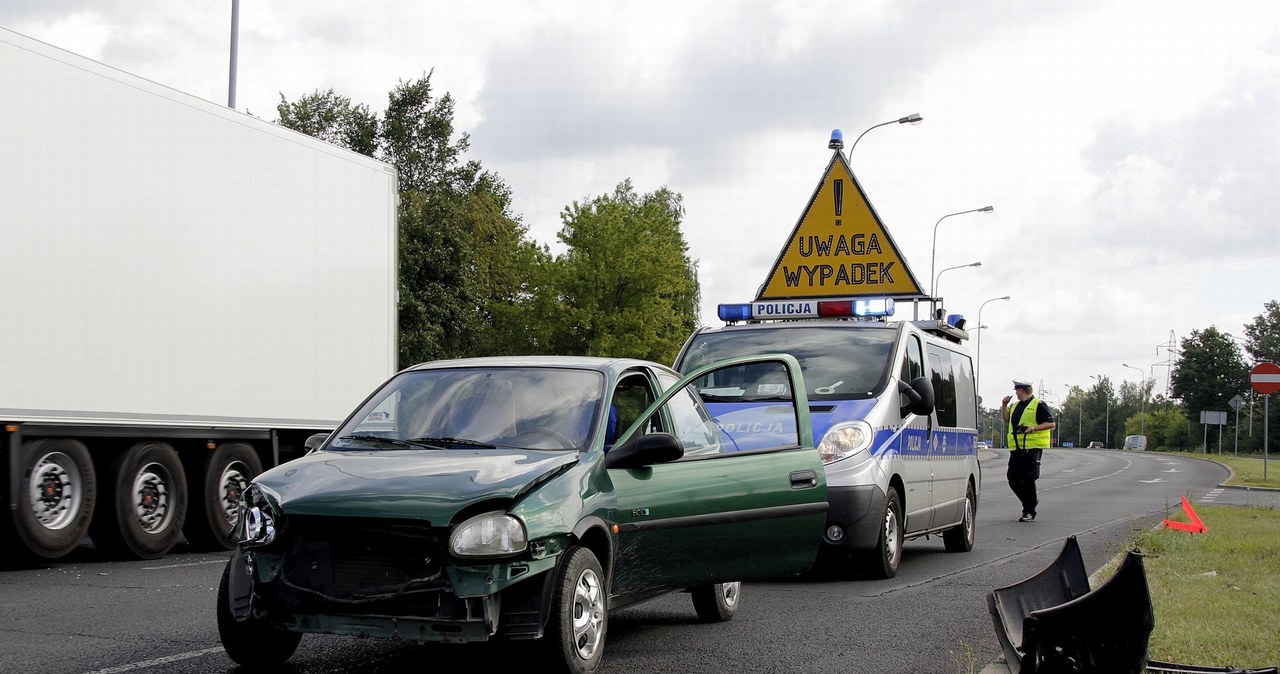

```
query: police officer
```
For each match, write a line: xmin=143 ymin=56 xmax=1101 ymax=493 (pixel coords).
xmin=1001 ymin=380 xmax=1055 ymax=522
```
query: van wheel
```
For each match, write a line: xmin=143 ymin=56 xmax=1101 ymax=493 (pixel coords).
xmin=186 ymin=443 xmax=261 ymax=550
xmin=13 ymin=439 xmax=97 ymax=560
xmin=943 ymin=483 xmax=976 ymax=553
xmin=691 ymin=581 xmax=740 ymax=622
xmin=860 ymin=485 xmax=902 ymax=579
xmin=543 ymin=546 xmax=606 ymax=674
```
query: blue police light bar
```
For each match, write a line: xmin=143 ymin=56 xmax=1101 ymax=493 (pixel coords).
xmin=946 ymin=314 xmax=967 ymax=330
xmin=828 ymin=129 xmax=844 ymax=150
xmin=718 ymin=299 xmax=894 ymax=322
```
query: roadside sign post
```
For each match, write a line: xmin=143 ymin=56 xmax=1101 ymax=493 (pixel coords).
xmin=1228 ymin=394 xmax=1245 ymax=458
xmin=1249 ymin=362 xmax=1280 ymax=480
xmin=1199 ymin=410 xmax=1227 ymax=454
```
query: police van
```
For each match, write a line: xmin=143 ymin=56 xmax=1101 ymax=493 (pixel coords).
xmin=673 ymin=298 xmax=980 ymax=579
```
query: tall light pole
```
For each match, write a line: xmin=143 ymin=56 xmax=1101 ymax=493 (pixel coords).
xmin=975 ymin=296 xmax=1010 ymax=397
xmin=228 ymin=0 xmax=240 ymax=109
xmin=1122 ymin=363 xmax=1146 ymax=437
xmin=933 ymin=261 xmax=981 ymax=304
xmin=1090 ymin=375 xmax=1111 ymax=447
xmin=930 ymin=206 xmax=994 ymax=301
xmin=847 ymin=113 xmax=923 ymax=157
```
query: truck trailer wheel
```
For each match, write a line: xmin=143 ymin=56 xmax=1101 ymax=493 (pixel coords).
xmin=186 ymin=443 xmax=262 ymax=550
xmin=90 ymin=442 xmax=187 ymax=559
xmin=13 ymin=439 xmax=97 ymax=560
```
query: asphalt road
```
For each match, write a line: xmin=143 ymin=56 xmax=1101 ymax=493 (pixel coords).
xmin=0 ymin=449 xmax=1229 ymax=674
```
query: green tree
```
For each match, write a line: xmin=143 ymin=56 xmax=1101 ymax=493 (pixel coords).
xmin=1243 ymin=300 xmax=1280 ymax=365
xmin=275 ymin=89 xmax=378 ymax=156
xmin=277 ymin=75 xmax=545 ymax=366
xmin=1170 ymin=326 xmax=1247 ymax=427
xmin=552 ymin=180 xmax=700 ymax=362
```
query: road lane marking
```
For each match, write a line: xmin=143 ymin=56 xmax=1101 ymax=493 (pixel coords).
xmin=83 ymin=646 xmax=223 ymax=674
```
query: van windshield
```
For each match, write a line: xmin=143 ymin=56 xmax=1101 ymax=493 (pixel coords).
xmin=677 ymin=326 xmax=898 ymax=401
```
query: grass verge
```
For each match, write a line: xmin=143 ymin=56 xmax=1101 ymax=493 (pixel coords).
xmin=1164 ymin=451 xmax=1280 ymax=490
xmin=1094 ymin=504 xmax=1280 ymax=669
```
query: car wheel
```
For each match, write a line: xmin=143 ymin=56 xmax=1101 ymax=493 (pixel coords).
xmin=543 ymin=546 xmax=606 ymax=674
xmin=943 ymin=483 xmax=976 ymax=553
xmin=691 ymin=581 xmax=740 ymax=622
xmin=860 ymin=485 xmax=902 ymax=579
xmin=216 ymin=557 xmax=301 ymax=665
xmin=90 ymin=442 xmax=187 ymax=559
xmin=12 ymin=439 xmax=97 ymax=560
xmin=185 ymin=443 xmax=262 ymax=550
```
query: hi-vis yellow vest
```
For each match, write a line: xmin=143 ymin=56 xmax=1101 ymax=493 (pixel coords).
xmin=1008 ymin=398 xmax=1052 ymax=449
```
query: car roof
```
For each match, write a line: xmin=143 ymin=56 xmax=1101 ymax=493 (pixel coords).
xmin=401 ymin=355 xmax=678 ymax=379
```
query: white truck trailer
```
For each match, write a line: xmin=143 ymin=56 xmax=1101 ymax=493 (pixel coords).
xmin=0 ymin=27 xmax=399 ymax=561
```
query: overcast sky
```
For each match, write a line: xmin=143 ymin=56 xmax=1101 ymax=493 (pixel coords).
xmin=5 ymin=1 xmax=1278 ymax=414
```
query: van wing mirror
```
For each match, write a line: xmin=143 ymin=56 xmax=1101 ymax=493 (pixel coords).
xmin=899 ymin=376 xmax=935 ymax=417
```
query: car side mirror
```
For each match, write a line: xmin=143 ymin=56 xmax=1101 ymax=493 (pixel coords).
xmin=304 ymin=432 xmax=330 ymax=451
xmin=899 ymin=376 xmax=935 ymax=417
xmin=604 ymin=433 xmax=684 ymax=470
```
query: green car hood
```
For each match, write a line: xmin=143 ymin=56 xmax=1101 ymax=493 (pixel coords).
xmin=254 ymin=448 xmax=580 ymax=523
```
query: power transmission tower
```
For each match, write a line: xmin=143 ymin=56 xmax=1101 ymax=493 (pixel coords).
xmin=1154 ymin=330 xmax=1177 ymax=398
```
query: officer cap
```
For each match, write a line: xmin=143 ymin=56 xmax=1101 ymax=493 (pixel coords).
xmin=1012 ymin=379 xmax=1032 ymax=390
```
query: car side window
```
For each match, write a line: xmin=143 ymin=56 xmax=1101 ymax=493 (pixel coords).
xmin=662 ymin=385 xmax=723 ymax=457
xmin=927 ymin=344 xmax=958 ymax=427
xmin=612 ymin=373 xmax=657 ymax=438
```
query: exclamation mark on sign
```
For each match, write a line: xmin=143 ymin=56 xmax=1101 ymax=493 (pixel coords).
xmin=833 ymin=179 xmax=844 ymax=225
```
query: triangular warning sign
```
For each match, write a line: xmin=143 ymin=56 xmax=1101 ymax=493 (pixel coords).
xmin=756 ymin=150 xmax=925 ymax=300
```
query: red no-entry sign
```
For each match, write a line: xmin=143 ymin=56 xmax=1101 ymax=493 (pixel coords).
xmin=1251 ymin=362 xmax=1280 ymax=395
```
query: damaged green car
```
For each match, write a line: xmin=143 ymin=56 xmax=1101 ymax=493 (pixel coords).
xmin=216 ymin=355 xmax=827 ymax=673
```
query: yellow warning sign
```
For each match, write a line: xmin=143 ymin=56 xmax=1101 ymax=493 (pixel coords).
xmin=757 ymin=150 xmax=925 ymax=300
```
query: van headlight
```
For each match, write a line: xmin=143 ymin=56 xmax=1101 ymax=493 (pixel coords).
xmin=450 ymin=511 xmax=527 ymax=558
xmin=817 ymin=421 xmax=873 ymax=464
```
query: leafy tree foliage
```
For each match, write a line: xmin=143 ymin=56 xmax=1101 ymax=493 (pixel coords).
xmin=1170 ymin=326 xmax=1247 ymax=425
xmin=1243 ymin=300 xmax=1280 ymax=366
xmin=276 ymin=75 xmax=544 ymax=367
xmin=276 ymin=89 xmax=378 ymax=156
xmin=552 ymin=181 xmax=700 ymax=363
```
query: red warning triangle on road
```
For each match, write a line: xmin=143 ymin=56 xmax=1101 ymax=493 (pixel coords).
xmin=756 ymin=149 xmax=926 ymax=301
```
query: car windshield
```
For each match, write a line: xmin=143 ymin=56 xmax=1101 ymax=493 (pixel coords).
xmin=330 ymin=367 xmax=605 ymax=452
xmin=677 ymin=326 xmax=898 ymax=401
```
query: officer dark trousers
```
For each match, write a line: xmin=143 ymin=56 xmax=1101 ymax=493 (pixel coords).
xmin=1006 ymin=448 xmax=1042 ymax=516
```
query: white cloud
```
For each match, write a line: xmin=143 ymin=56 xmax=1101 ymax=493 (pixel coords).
xmin=3 ymin=0 xmax=1278 ymax=410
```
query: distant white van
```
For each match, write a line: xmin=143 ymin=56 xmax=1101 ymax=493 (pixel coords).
xmin=1123 ymin=435 xmax=1147 ymax=451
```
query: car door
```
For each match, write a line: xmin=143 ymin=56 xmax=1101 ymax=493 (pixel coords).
xmin=605 ymin=355 xmax=827 ymax=608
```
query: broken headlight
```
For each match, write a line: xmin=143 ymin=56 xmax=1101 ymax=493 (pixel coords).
xmin=236 ymin=483 xmax=279 ymax=547
xmin=449 ymin=511 xmax=527 ymax=558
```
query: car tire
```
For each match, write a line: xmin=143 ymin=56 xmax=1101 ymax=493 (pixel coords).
xmin=185 ymin=443 xmax=261 ymax=550
xmin=942 ymin=483 xmax=976 ymax=553
xmin=691 ymin=581 xmax=740 ymax=622
xmin=860 ymin=485 xmax=902 ymax=579
xmin=216 ymin=557 xmax=301 ymax=665
xmin=543 ymin=546 xmax=606 ymax=674
xmin=90 ymin=442 xmax=187 ymax=559
xmin=12 ymin=439 xmax=97 ymax=560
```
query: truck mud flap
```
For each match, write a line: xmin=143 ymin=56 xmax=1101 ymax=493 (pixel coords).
xmin=987 ymin=535 xmax=1153 ymax=673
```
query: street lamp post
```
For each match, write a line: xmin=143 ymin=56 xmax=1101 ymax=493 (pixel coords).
xmin=847 ymin=113 xmax=923 ymax=157
xmin=1122 ymin=363 xmax=1146 ymax=437
xmin=933 ymin=261 xmax=981 ymax=305
xmin=930 ymin=206 xmax=994 ymax=300
xmin=975 ymin=296 xmax=1010 ymax=396
xmin=1090 ymin=375 xmax=1111 ymax=447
